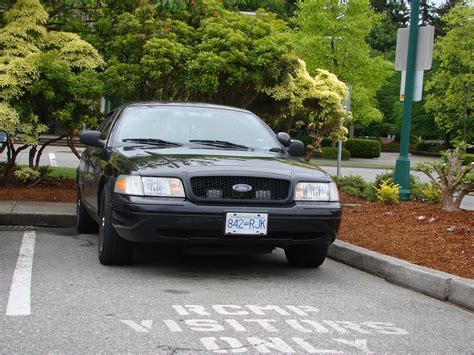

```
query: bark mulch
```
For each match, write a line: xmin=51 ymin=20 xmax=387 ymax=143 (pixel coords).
xmin=0 ymin=182 xmax=472 ymax=279
xmin=0 ymin=178 xmax=76 ymax=203
xmin=339 ymin=192 xmax=473 ymax=279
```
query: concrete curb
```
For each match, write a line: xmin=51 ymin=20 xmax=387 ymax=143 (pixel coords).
xmin=328 ymin=240 xmax=474 ymax=311
xmin=0 ymin=201 xmax=75 ymax=227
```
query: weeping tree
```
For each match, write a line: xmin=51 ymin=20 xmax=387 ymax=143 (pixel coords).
xmin=0 ymin=0 xmax=103 ymax=180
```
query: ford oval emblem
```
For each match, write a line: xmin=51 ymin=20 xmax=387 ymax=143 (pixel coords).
xmin=233 ymin=184 xmax=252 ymax=193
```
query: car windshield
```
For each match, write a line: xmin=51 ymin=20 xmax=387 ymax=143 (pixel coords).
xmin=114 ymin=106 xmax=280 ymax=150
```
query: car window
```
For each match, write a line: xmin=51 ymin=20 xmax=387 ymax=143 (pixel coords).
xmin=114 ymin=106 xmax=280 ymax=150
xmin=98 ymin=111 xmax=116 ymax=140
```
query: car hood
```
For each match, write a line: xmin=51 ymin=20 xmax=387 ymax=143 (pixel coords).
xmin=112 ymin=146 xmax=330 ymax=181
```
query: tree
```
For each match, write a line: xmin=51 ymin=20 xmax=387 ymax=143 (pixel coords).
xmin=292 ymin=0 xmax=392 ymax=126
xmin=0 ymin=0 xmax=104 ymax=180
xmin=425 ymin=5 xmax=473 ymax=143
xmin=416 ymin=144 xmax=473 ymax=212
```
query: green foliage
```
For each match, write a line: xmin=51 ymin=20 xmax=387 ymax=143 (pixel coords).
xmin=415 ymin=143 xmax=474 ymax=211
xmin=0 ymin=0 xmax=104 ymax=176
xmin=332 ymin=175 xmax=368 ymax=197
xmin=462 ymin=154 xmax=474 ymax=166
xmin=374 ymin=171 xmax=419 ymax=189
xmin=292 ymin=0 xmax=392 ymax=125
xmin=413 ymin=182 xmax=442 ymax=203
xmin=375 ymin=178 xmax=400 ymax=205
xmin=414 ymin=142 xmax=444 ymax=153
xmin=425 ymin=5 xmax=474 ymax=142
xmin=344 ymin=138 xmax=381 ymax=158
xmin=37 ymin=165 xmax=52 ymax=178
xmin=13 ymin=167 xmax=40 ymax=183
xmin=314 ymin=147 xmax=350 ymax=160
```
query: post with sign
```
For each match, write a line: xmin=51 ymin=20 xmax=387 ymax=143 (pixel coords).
xmin=393 ymin=0 xmax=434 ymax=200
xmin=337 ymin=85 xmax=351 ymax=177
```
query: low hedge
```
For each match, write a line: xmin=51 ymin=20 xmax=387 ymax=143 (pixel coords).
xmin=414 ymin=142 xmax=444 ymax=153
xmin=463 ymin=154 xmax=474 ymax=165
xmin=344 ymin=138 xmax=381 ymax=158
xmin=314 ymin=147 xmax=350 ymax=160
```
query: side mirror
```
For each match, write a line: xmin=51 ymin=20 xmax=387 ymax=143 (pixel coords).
xmin=0 ymin=131 xmax=8 ymax=144
xmin=277 ymin=132 xmax=291 ymax=147
xmin=80 ymin=130 xmax=105 ymax=148
xmin=288 ymin=140 xmax=305 ymax=157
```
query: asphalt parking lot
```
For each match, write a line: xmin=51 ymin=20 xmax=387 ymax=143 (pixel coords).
xmin=1 ymin=227 xmax=473 ymax=353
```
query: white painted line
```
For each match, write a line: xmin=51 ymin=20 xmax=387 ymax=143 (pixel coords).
xmin=48 ymin=152 xmax=58 ymax=167
xmin=6 ymin=231 xmax=36 ymax=316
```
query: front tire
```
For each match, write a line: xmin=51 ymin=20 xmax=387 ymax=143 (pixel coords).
xmin=98 ymin=185 xmax=133 ymax=265
xmin=285 ymin=245 xmax=328 ymax=268
xmin=76 ymin=184 xmax=99 ymax=234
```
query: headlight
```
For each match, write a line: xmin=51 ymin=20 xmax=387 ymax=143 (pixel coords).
xmin=295 ymin=182 xmax=339 ymax=202
xmin=114 ymin=175 xmax=185 ymax=197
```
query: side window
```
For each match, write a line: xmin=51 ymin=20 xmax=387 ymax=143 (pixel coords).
xmin=98 ymin=111 xmax=116 ymax=140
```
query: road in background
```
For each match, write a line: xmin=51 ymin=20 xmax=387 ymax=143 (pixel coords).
xmin=0 ymin=227 xmax=473 ymax=353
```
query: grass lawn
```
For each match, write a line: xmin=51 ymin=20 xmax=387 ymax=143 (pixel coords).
xmin=47 ymin=166 xmax=76 ymax=180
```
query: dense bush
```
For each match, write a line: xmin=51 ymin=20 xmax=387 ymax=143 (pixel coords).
xmin=314 ymin=147 xmax=350 ymax=160
xmin=344 ymin=138 xmax=381 ymax=158
xmin=292 ymin=135 xmax=336 ymax=150
xmin=374 ymin=172 xmax=419 ymax=189
xmin=462 ymin=154 xmax=474 ymax=165
xmin=414 ymin=142 xmax=444 ymax=153
xmin=332 ymin=175 xmax=367 ymax=197
xmin=14 ymin=167 xmax=40 ymax=183
xmin=412 ymin=182 xmax=442 ymax=203
xmin=375 ymin=178 xmax=400 ymax=205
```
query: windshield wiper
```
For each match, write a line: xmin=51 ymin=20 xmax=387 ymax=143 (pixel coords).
xmin=189 ymin=139 xmax=252 ymax=150
xmin=122 ymin=138 xmax=182 ymax=147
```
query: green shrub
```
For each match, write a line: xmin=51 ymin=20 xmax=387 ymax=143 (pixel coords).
xmin=314 ymin=147 xmax=350 ymax=160
xmin=361 ymin=183 xmax=377 ymax=202
xmin=374 ymin=172 xmax=419 ymax=189
xmin=14 ymin=167 xmax=41 ymax=183
xmin=332 ymin=175 xmax=368 ymax=198
xmin=415 ymin=142 xmax=444 ymax=153
xmin=375 ymin=178 xmax=400 ymax=204
xmin=413 ymin=182 xmax=442 ymax=203
xmin=293 ymin=135 xmax=313 ymax=150
xmin=462 ymin=154 xmax=474 ymax=166
xmin=37 ymin=166 xmax=52 ymax=179
xmin=344 ymin=138 xmax=381 ymax=158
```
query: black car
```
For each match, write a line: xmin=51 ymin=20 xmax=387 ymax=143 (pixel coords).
xmin=77 ymin=103 xmax=341 ymax=267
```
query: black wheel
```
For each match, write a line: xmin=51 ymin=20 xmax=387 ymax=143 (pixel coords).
xmin=285 ymin=245 xmax=328 ymax=268
xmin=98 ymin=185 xmax=133 ymax=265
xmin=76 ymin=184 xmax=99 ymax=234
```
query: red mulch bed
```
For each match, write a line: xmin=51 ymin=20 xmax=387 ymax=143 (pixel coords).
xmin=339 ymin=192 xmax=473 ymax=279
xmin=0 ymin=182 xmax=472 ymax=278
xmin=0 ymin=178 xmax=76 ymax=203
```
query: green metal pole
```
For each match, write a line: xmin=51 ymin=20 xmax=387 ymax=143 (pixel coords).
xmin=393 ymin=0 xmax=420 ymax=200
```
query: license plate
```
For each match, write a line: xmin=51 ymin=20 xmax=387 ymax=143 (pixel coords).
xmin=225 ymin=213 xmax=268 ymax=235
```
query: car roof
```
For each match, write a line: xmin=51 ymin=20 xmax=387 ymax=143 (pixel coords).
xmin=125 ymin=102 xmax=252 ymax=114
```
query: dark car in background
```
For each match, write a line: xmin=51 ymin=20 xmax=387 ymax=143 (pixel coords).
xmin=77 ymin=103 xmax=342 ymax=267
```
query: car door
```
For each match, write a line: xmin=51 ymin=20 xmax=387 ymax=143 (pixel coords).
xmin=81 ymin=111 xmax=116 ymax=215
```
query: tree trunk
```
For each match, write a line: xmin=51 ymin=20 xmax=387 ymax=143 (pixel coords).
xmin=441 ymin=190 xmax=459 ymax=212
xmin=28 ymin=145 xmax=37 ymax=168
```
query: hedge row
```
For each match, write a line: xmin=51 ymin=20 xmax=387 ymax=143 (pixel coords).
xmin=344 ymin=138 xmax=381 ymax=158
xmin=292 ymin=135 xmax=380 ymax=159
xmin=314 ymin=147 xmax=350 ymax=160
xmin=463 ymin=154 xmax=474 ymax=165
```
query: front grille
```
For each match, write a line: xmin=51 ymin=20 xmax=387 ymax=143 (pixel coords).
xmin=190 ymin=176 xmax=291 ymax=202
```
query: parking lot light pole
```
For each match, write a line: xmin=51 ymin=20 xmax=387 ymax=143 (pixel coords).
xmin=394 ymin=0 xmax=420 ymax=200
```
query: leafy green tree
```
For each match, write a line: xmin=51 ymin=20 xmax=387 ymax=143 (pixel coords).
xmin=292 ymin=0 xmax=392 ymax=127
xmin=425 ymin=4 xmax=473 ymax=143
xmin=0 ymin=0 xmax=103 ymax=179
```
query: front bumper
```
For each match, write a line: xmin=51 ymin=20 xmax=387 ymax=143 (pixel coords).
xmin=112 ymin=194 xmax=342 ymax=248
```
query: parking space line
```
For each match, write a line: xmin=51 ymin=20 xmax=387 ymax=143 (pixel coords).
xmin=6 ymin=231 xmax=36 ymax=316
xmin=48 ymin=152 xmax=57 ymax=167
